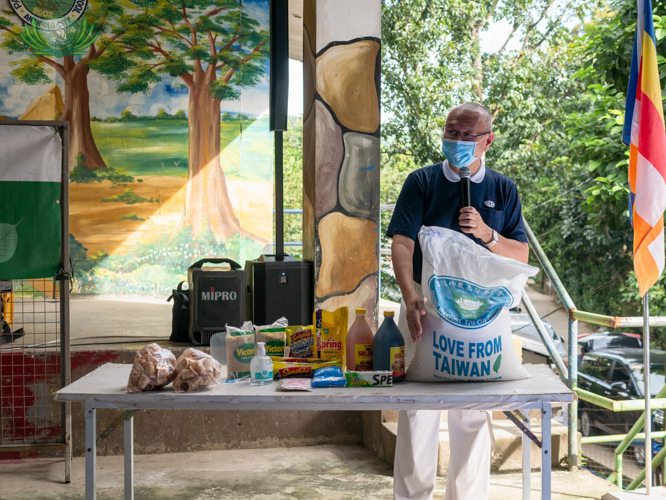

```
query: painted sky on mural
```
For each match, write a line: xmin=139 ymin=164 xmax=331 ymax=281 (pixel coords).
xmin=0 ymin=0 xmax=270 ymax=119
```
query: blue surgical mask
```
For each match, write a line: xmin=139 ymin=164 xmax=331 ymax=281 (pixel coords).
xmin=441 ymin=137 xmax=481 ymax=168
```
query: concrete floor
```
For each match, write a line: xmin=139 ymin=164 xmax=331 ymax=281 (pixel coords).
xmin=0 ymin=445 xmax=620 ymax=500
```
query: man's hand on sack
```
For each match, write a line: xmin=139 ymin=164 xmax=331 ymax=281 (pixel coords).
xmin=405 ymin=292 xmax=426 ymax=342
xmin=459 ymin=207 xmax=493 ymax=244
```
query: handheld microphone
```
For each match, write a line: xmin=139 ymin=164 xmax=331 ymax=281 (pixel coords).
xmin=459 ymin=167 xmax=471 ymax=208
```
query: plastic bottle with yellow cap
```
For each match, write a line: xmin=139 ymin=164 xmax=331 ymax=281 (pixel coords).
xmin=345 ymin=308 xmax=374 ymax=371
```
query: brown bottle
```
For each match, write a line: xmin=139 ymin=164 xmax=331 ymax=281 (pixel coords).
xmin=346 ymin=308 xmax=374 ymax=371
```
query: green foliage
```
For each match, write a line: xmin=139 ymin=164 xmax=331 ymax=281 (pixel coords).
xmin=104 ymin=169 xmax=135 ymax=185
xmin=380 ymin=151 xmax=417 ymax=302
xmin=378 ymin=0 xmax=666 ymax=328
xmin=119 ymin=212 xmax=146 ymax=221
xmin=560 ymin=0 xmax=666 ymax=345
xmin=120 ymin=109 xmax=137 ymax=121
xmin=69 ymin=233 xmax=90 ymax=277
xmin=102 ymin=188 xmax=154 ymax=204
xmin=90 ymin=0 xmax=269 ymax=103
xmin=380 ymin=0 xmax=595 ymax=304
xmin=283 ymin=116 xmax=303 ymax=255
xmin=70 ymin=153 xmax=137 ymax=185
xmin=71 ymin=221 xmax=264 ymax=296
xmin=70 ymin=153 xmax=102 ymax=183
xmin=8 ymin=58 xmax=52 ymax=85
xmin=222 ymin=112 xmax=252 ymax=121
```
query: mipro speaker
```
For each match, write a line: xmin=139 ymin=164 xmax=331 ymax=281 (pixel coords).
xmin=188 ymin=258 xmax=245 ymax=346
xmin=270 ymin=0 xmax=289 ymax=132
xmin=245 ymin=255 xmax=313 ymax=327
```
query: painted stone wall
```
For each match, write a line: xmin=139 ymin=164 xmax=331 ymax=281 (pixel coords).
xmin=0 ymin=0 xmax=273 ymax=296
xmin=303 ymin=0 xmax=381 ymax=324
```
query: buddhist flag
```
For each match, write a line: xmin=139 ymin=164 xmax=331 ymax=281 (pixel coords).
xmin=622 ymin=0 xmax=666 ymax=296
xmin=0 ymin=125 xmax=62 ymax=280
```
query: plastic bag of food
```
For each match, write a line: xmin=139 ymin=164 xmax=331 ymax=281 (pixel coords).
xmin=127 ymin=343 xmax=177 ymax=393
xmin=286 ymin=325 xmax=316 ymax=358
xmin=311 ymin=366 xmax=347 ymax=388
xmin=408 ymin=227 xmax=537 ymax=382
xmin=256 ymin=317 xmax=288 ymax=357
xmin=276 ymin=378 xmax=313 ymax=391
xmin=226 ymin=321 xmax=255 ymax=380
xmin=314 ymin=307 xmax=348 ymax=362
xmin=173 ymin=348 xmax=222 ymax=392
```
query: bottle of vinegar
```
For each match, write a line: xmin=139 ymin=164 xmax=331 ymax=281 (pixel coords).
xmin=345 ymin=308 xmax=374 ymax=371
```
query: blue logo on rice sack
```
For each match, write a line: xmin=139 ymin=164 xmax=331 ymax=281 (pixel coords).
xmin=428 ymin=275 xmax=513 ymax=328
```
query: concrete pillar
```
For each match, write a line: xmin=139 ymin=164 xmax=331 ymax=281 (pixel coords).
xmin=302 ymin=0 xmax=381 ymax=325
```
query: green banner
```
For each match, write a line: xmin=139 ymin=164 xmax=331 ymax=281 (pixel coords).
xmin=0 ymin=125 xmax=62 ymax=279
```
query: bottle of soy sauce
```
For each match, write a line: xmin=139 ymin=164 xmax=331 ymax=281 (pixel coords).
xmin=373 ymin=311 xmax=405 ymax=382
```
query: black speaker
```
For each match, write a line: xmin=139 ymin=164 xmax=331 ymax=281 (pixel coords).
xmin=270 ymin=0 xmax=289 ymax=132
xmin=246 ymin=255 xmax=313 ymax=327
xmin=188 ymin=258 xmax=246 ymax=346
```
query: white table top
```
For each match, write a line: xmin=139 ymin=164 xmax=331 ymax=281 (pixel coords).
xmin=55 ymin=363 xmax=574 ymax=411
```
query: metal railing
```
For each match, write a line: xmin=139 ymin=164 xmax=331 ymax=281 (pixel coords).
xmin=523 ymin=216 xmax=666 ymax=488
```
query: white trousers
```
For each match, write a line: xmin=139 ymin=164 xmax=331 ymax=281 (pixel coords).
xmin=394 ymin=285 xmax=491 ymax=500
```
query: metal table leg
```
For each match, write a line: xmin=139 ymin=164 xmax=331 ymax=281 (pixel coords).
xmin=541 ymin=404 xmax=552 ymax=500
xmin=84 ymin=400 xmax=96 ymax=500
xmin=522 ymin=409 xmax=531 ymax=500
xmin=124 ymin=413 xmax=134 ymax=500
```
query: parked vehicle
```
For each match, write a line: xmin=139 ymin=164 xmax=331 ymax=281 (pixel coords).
xmin=578 ymin=332 xmax=642 ymax=354
xmin=578 ymin=348 xmax=665 ymax=466
xmin=510 ymin=312 xmax=568 ymax=361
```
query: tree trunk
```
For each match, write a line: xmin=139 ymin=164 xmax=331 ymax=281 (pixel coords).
xmin=471 ymin=28 xmax=484 ymax=102
xmin=61 ymin=56 xmax=106 ymax=172
xmin=177 ymin=72 xmax=264 ymax=243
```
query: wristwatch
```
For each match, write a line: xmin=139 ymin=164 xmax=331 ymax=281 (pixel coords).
xmin=484 ymin=229 xmax=499 ymax=248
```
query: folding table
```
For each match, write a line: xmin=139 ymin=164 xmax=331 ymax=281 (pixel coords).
xmin=55 ymin=363 xmax=573 ymax=500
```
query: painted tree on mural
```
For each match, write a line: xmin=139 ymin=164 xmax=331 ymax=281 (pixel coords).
xmin=0 ymin=0 xmax=124 ymax=171
xmin=91 ymin=0 xmax=269 ymax=240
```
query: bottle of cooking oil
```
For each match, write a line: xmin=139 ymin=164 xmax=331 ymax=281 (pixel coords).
xmin=373 ymin=311 xmax=405 ymax=382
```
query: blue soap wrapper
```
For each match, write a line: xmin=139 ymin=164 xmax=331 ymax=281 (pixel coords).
xmin=312 ymin=376 xmax=347 ymax=388
xmin=314 ymin=366 xmax=343 ymax=379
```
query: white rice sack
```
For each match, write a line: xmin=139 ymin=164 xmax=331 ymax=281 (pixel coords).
xmin=407 ymin=226 xmax=539 ymax=382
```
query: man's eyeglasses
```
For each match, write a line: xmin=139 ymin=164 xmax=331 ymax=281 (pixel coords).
xmin=443 ymin=128 xmax=491 ymax=142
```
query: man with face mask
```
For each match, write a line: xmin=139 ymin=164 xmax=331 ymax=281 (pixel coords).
xmin=387 ymin=103 xmax=529 ymax=500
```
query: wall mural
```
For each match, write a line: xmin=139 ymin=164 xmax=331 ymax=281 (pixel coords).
xmin=0 ymin=0 xmax=273 ymax=296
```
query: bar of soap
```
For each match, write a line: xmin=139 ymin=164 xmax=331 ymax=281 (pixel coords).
xmin=345 ymin=371 xmax=393 ymax=387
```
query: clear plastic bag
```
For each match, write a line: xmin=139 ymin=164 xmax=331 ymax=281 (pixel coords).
xmin=127 ymin=343 xmax=177 ymax=393
xmin=173 ymin=348 xmax=223 ymax=392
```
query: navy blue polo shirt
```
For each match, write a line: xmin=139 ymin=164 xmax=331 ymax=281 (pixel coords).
xmin=386 ymin=161 xmax=528 ymax=283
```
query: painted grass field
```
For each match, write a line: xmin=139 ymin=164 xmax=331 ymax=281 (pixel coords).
xmin=66 ymin=115 xmax=275 ymax=295
xmin=69 ymin=176 xmax=273 ymax=256
xmin=90 ymin=117 xmax=273 ymax=181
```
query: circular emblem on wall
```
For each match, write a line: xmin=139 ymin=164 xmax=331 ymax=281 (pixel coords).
xmin=9 ymin=0 xmax=89 ymax=30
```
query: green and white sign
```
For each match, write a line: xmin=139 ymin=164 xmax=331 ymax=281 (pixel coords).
xmin=0 ymin=126 xmax=62 ymax=280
